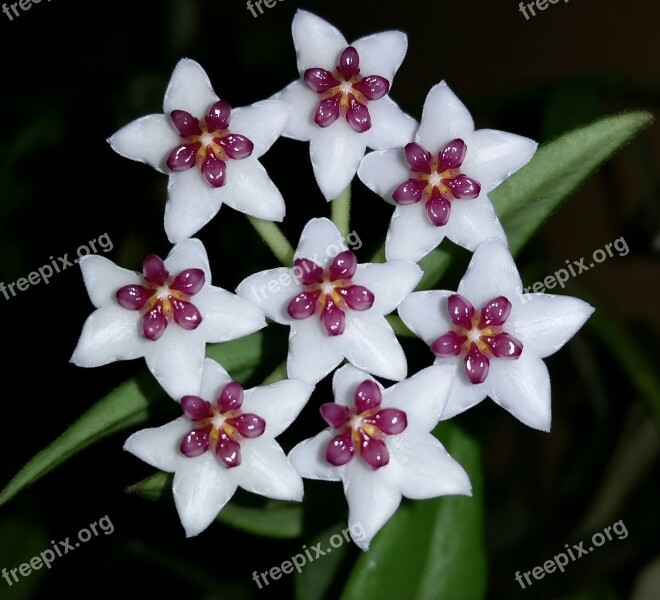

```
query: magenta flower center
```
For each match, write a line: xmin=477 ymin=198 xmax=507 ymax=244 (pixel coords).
xmin=166 ymin=100 xmax=254 ymax=188
xmin=321 ymin=379 xmax=407 ymax=469
xmin=304 ymin=46 xmax=390 ymax=133
xmin=431 ymin=294 xmax=523 ymax=384
xmin=392 ymin=140 xmax=482 ymax=227
xmin=115 ymin=254 xmax=205 ymax=341
xmin=286 ymin=250 xmax=375 ymax=336
xmin=179 ymin=381 xmax=266 ymax=469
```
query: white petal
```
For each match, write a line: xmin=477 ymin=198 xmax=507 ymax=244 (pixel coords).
xmin=235 ymin=267 xmax=299 ymax=325
xmin=294 ymin=217 xmax=347 ymax=269
xmin=229 ymin=100 xmax=291 ymax=159
xmin=457 ymin=239 xmax=523 ymax=308
xmin=489 ymin=353 xmax=552 ymax=431
xmin=398 ymin=290 xmax=455 ymax=345
xmin=80 ymin=255 xmax=140 ymax=309
xmin=352 ymin=31 xmax=408 ymax=82
xmin=341 ymin=311 xmax=407 ymax=381
xmin=461 ymin=129 xmax=537 ymax=193
xmin=234 ymin=437 xmax=303 ymax=501
xmin=357 ymin=148 xmax=409 ymax=206
xmin=362 ymin=96 xmax=417 ymax=151
xmin=287 ymin=320 xmax=344 ymax=385
xmin=383 ymin=365 xmax=455 ymax=431
xmin=310 ymin=121 xmax=366 ymax=201
xmin=343 ymin=459 xmax=401 ymax=551
xmin=71 ymin=305 xmax=146 ymax=367
xmin=288 ymin=430 xmax=342 ymax=482
xmin=144 ymin=326 xmax=205 ymax=400
xmin=416 ymin=82 xmax=474 ymax=152
xmin=194 ymin=285 xmax=266 ymax=343
xmin=107 ymin=114 xmax=177 ymax=173
xmin=442 ymin=196 xmax=507 ymax=251
xmin=173 ymin=452 xmax=237 ymax=537
xmin=291 ymin=10 xmax=347 ymax=71
xmin=165 ymin=169 xmax=223 ymax=244
xmin=273 ymin=80 xmax=318 ymax=141
xmin=164 ymin=238 xmax=211 ymax=282
xmin=198 ymin=357 xmax=232 ymax=401
xmin=388 ymin=427 xmax=472 ymax=499
xmin=243 ymin=380 xmax=314 ymax=437
xmin=442 ymin=368 xmax=489 ymax=419
xmin=509 ymin=294 xmax=594 ymax=358
xmin=385 ymin=203 xmax=447 ymax=263
xmin=163 ymin=58 xmax=218 ymax=117
xmin=332 ymin=363 xmax=380 ymax=408
xmin=221 ymin=157 xmax=285 ymax=221
xmin=353 ymin=261 xmax=422 ymax=315
xmin=124 ymin=417 xmax=189 ymax=472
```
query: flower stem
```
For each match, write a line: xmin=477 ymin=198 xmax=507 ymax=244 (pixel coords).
xmin=331 ymin=185 xmax=351 ymax=238
xmin=247 ymin=217 xmax=294 ymax=266
xmin=386 ymin=314 xmax=415 ymax=337
xmin=370 ymin=243 xmax=386 ymax=263
xmin=262 ymin=361 xmax=288 ymax=385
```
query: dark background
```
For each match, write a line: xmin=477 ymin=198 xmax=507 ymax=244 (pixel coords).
xmin=0 ymin=0 xmax=658 ymax=598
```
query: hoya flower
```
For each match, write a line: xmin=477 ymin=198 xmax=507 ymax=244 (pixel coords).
xmin=108 ymin=59 xmax=290 ymax=243
xmin=236 ymin=218 xmax=422 ymax=385
xmin=125 ymin=358 xmax=313 ymax=537
xmin=398 ymin=240 xmax=595 ymax=431
xmin=274 ymin=10 xmax=417 ymax=200
xmin=358 ymin=82 xmax=537 ymax=262
xmin=288 ymin=364 xmax=471 ymax=550
xmin=71 ymin=239 xmax=266 ymax=399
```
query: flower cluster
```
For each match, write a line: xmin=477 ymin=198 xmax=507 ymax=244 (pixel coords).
xmin=72 ymin=10 xmax=594 ymax=549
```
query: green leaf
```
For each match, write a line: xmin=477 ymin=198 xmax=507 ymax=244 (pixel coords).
xmin=491 ymin=111 xmax=653 ymax=254
xmin=0 ymin=333 xmax=265 ymax=508
xmin=0 ymin=516 xmax=51 ymax=600
xmin=294 ymin=523 xmax=352 ymax=600
xmin=341 ymin=422 xmax=486 ymax=600
xmin=416 ymin=111 xmax=653 ymax=291
xmin=127 ymin=472 xmax=303 ymax=538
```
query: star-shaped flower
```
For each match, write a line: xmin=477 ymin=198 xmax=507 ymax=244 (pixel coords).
xmin=398 ymin=240 xmax=595 ymax=431
xmin=125 ymin=358 xmax=313 ymax=537
xmin=71 ymin=238 xmax=266 ymax=399
xmin=358 ymin=82 xmax=537 ymax=262
xmin=108 ymin=58 xmax=290 ymax=243
xmin=288 ymin=364 xmax=471 ymax=550
xmin=236 ymin=218 xmax=422 ymax=385
xmin=273 ymin=10 xmax=417 ymax=200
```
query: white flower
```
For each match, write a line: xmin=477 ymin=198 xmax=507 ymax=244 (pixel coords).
xmin=398 ymin=240 xmax=595 ymax=431
xmin=273 ymin=10 xmax=417 ymax=200
xmin=236 ymin=218 xmax=422 ymax=385
xmin=358 ymin=82 xmax=538 ymax=262
xmin=125 ymin=358 xmax=313 ymax=537
xmin=71 ymin=238 xmax=266 ymax=399
xmin=288 ymin=364 xmax=471 ymax=550
xmin=108 ymin=59 xmax=290 ymax=243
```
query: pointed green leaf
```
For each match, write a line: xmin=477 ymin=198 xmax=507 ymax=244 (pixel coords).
xmin=0 ymin=333 xmax=265 ymax=508
xmin=341 ymin=422 xmax=486 ymax=600
xmin=127 ymin=471 xmax=303 ymax=538
xmin=491 ymin=111 xmax=653 ymax=254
